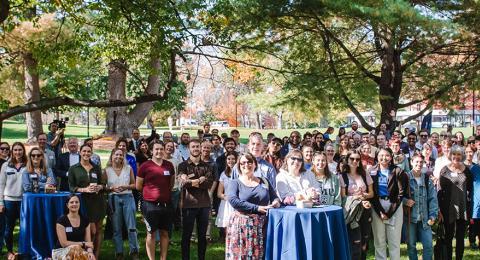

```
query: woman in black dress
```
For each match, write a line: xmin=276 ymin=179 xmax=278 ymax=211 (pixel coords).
xmin=56 ymin=194 xmax=94 ymax=259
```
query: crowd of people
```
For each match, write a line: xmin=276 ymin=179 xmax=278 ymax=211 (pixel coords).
xmin=0 ymin=120 xmax=479 ymax=260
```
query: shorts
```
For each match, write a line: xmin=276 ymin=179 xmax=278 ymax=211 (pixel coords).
xmin=142 ymin=201 xmax=174 ymax=233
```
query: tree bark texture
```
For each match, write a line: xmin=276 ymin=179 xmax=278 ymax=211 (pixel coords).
xmin=105 ymin=54 xmax=162 ymax=137
xmin=23 ymin=53 xmax=43 ymax=143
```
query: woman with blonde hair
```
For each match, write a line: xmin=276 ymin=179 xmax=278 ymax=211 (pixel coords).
xmin=22 ymin=147 xmax=56 ymax=192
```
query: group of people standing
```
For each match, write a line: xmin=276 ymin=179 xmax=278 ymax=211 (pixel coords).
xmin=0 ymin=120 xmax=479 ymax=260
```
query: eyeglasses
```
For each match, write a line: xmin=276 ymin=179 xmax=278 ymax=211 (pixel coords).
xmin=440 ymin=135 xmax=448 ymax=137
xmin=291 ymin=136 xmax=300 ymax=139
xmin=290 ymin=156 xmax=303 ymax=162
xmin=239 ymin=161 xmax=254 ymax=166
xmin=420 ymin=135 xmax=428 ymax=137
xmin=0 ymin=147 xmax=9 ymax=151
xmin=30 ymin=154 xmax=43 ymax=158
xmin=349 ymin=157 xmax=360 ymax=162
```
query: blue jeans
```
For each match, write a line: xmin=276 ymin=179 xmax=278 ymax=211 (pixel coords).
xmin=110 ymin=194 xmax=139 ymax=254
xmin=0 ymin=212 xmax=5 ymax=253
xmin=4 ymin=200 xmax=20 ymax=252
xmin=407 ymin=222 xmax=433 ymax=260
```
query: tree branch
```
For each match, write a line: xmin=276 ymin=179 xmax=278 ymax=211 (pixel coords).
xmin=0 ymin=93 xmax=170 ymax=121
xmin=314 ymin=15 xmax=381 ymax=84
xmin=320 ymin=30 xmax=374 ymax=131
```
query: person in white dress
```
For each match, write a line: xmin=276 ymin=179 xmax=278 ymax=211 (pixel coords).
xmin=215 ymin=151 xmax=238 ymax=240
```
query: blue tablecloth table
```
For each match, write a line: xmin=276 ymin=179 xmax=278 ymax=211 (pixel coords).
xmin=19 ymin=192 xmax=78 ymax=259
xmin=265 ymin=205 xmax=350 ymax=260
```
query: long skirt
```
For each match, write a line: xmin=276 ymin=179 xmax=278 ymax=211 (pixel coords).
xmin=226 ymin=211 xmax=266 ymax=260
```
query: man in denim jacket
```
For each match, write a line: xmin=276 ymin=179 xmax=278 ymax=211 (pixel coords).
xmin=404 ymin=154 xmax=438 ymax=260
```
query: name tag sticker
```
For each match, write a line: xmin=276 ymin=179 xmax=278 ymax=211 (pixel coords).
xmin=65 ymin=227 xmax=73 ymax=233
xmin=66 ymin=172 xmax=69 ymax=177
xmin=370 ymin=170 xmax=377 ymax=176
xmin=91 ymin=173 xmax=97 ymax=179
xmin=49 ymin=156 xmax=54 ymax=159
xmin=31 ymin=174 xmax=38 ymax=178
xmin=451 ymin=172 xmax=458 ymax=178
xmin=164 ymin=171 xmax=170 ymax=176
xmin=188 ymin=174 xmax=195 ymax=178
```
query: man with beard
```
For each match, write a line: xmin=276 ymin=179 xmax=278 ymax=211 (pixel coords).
xmin=176 ymin=133 xmax=190 ymax=161
xmin=232 ymin=132 xmax=277 ymax=188
xmin=178 ymin=139 xmax=214 ymax=260
xmin=402 ymin=132 xmax=421 ymax=161
xmin=264 ymin=137 xmax=284 ymax=172
xmin=347 ymin=121 xmax=362 ymax=137
xmin=215 ymin=137 xmax=237 ymax=174
xmin=200 ymin=140 xmax=219 ymax=242
xmin=281 ymin=131 xmax=302 ymax=157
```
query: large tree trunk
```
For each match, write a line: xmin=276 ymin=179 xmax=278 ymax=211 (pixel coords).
xmin=0 ymin=0 xmax=10 ymax=24
xmin=23 ymin=53 xmax=43 ymax=143
xmin=105 ymin=59 xmax=128 ymax=136
xmin=105 ymin=54 xmax=162 ymax=137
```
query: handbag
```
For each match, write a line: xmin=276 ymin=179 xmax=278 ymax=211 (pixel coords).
xmin=434 ymin=222 xmax=448 ymax=260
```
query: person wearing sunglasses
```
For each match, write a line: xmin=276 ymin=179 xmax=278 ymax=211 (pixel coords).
xmin=22 ymin=147 xmax=56 ymax=192
xmin=226 ymin=153 xmax=280 ymax=260
xmin=0 ymin=142 xmax=27 ymax=260
xmin=415 ymin=130 xmax=438 ymax=160
xmin=275 ymin=150 xmax=319 ymax=205
xmin=370 ymin=148 xmax=409 ymax=260
xmin=339 ymin=150 xmax=373 ymax=260
xmin=0 ymin=142 xmax=10 ymax=168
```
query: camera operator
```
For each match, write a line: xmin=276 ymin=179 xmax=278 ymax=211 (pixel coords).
xmin=47 ymin=121 xmax=65 ymax=159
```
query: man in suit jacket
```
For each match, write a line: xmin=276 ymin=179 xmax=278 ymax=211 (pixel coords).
xmin=55 ymin=138 xmax=80 ymax=191
xmin=128 ymin=128 xmax=141 ymax=152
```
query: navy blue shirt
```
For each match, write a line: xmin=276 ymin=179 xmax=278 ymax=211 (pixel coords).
xmin=227 ymin=178 xmax=278 ymax=214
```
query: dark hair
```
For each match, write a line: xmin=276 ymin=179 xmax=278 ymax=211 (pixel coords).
xmin=0 ymin=142 xmax=10 ymax=148
xmin=10 ymin=142 xmax=27 ymax=165
xmin=36 ymin=132 xmax=47 ymax=140
xmin=376 ymin=147 xmax=394 ymax=166
xmin=236 ymin=152 xmax=258 ymax=174
xmin=149 ymin=139 xmax=164 ymax=151
xmin=230 ymin=129 xmax=240 ymax=135
xmin=223 ymin=137 xmax=237 ymax=147
xmin=342 ymin=150 xmax=367 ymax=177
xmin=115 ymin=138 xmax=128 ymax=148
xmin=79 ymin=143 xmax=92 ymax=152
xmin=64 ymin=194 xmax=81 ymax=214
xmin=224 ymin=151 xmax=238 ymax=177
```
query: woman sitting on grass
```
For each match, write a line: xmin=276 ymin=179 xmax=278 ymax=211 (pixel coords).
xmin=55 ymin=194 xmax=95 ymax=260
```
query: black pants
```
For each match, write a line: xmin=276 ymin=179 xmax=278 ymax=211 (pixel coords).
xmin=347 ymin=208 xmax=371 ymax=260
xmin=181 ymin=207 xmax=210 ymax=260
xmin=469 ymin=219 xmax=480 ymax=246
xmin=444 ymin=219 xmax=467 ymax=260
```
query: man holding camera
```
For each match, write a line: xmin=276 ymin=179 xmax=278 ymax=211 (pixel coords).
xmin=47 ymin=122 xmax=65 ymax=159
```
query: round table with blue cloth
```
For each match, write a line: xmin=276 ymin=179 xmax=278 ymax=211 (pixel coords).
xmin=265 ymin=205 xmax=350 ymax=260
xmin=19 ymin=192 xmax=79 ymax=259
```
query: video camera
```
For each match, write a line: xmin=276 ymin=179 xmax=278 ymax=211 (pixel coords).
xmin=52 ymin=117 xmax=69 ymax=129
